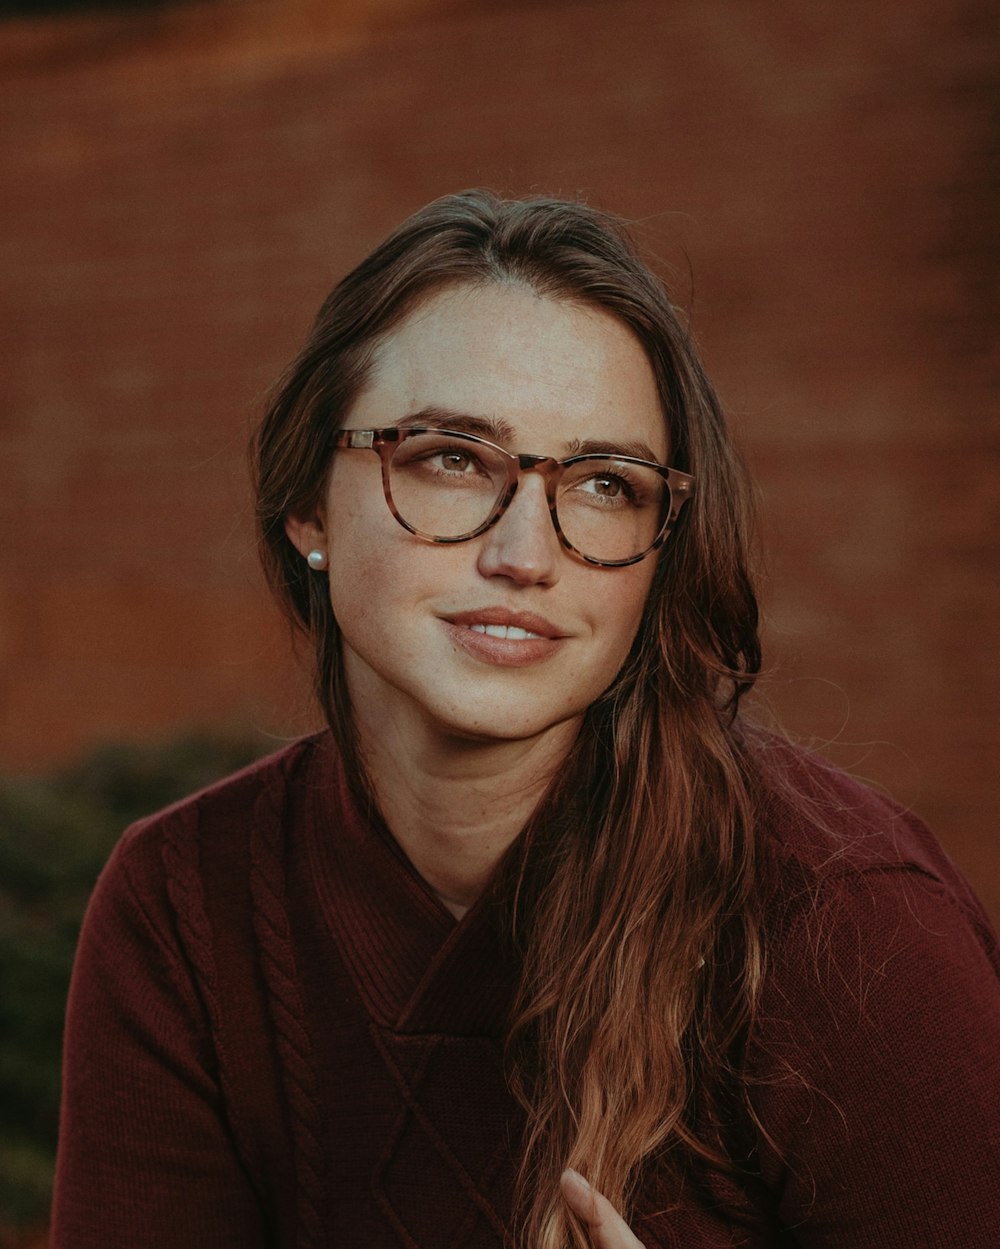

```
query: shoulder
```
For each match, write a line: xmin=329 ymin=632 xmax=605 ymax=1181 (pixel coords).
xmin=111 ymin=732 xmax=331 ymax=875
xmin=744 ymin=731 xmax=1000 ymax=1069
xmin=71 ymin=731 xmax=344 ymax=1067
xmin=745 ymin=730 xmax=1000 ymax=1020
xmin=86 ymin=732 xmax=337 ymax=947
xmin=747 ymin=730 xmax=993 ymax=939
xmin=742 ymin=738 xmax=1000 ymax=1237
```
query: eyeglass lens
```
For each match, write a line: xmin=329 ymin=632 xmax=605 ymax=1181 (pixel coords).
xmin=387 ymin=431 xmax=671 ymax=563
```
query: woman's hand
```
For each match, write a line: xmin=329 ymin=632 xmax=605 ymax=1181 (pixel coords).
xmin=560 ymin=1169 xmax=646 ymax=1248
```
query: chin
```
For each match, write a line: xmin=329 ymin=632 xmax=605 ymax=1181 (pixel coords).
xmin=429 ymin=702 xmax=586 ymax=748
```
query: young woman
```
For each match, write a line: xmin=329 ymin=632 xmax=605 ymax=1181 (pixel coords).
xmin=53 ymin=191 xmax=1000 ymax=1248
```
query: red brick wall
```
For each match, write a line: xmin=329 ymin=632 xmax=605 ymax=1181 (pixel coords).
xmin=1 ymin=0 xmax=997 ymax=917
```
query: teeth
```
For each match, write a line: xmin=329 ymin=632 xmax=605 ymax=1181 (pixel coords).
xmin=467 ymin=623 xmax=542 ymax=640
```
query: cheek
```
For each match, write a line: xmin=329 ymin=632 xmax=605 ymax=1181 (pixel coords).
xmin=603 ymin=581 xmax=656 ymax=684
xmin=325 ymin=520 xmax=440 ymax=654
xmin=606 ymin=565 xmax=657 ymax=646
xmin=328 ymin=538 xmax=396 ymax=638
xmin=323 ymin=468 xmax=400 ymax=619
xmin=570 ymin=565 xmax=656 ymax=698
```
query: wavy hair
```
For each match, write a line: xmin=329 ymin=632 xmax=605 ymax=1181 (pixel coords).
xmin=252 ymin=190 xmax=763 ymax=1248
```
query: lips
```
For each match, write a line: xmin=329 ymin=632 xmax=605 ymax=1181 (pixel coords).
xmin=441 ymin=607 xmax=566 ymax=666
xmin=444 ymin=608 xmax=564 ymax=639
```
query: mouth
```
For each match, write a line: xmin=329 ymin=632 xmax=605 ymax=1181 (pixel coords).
xmin=465 ymin=623 xmax=543 ymax=641
xmin=442 ymin=608 xmax=565 ymax=667
xmin=443 ymin=608 xmax=563 ymax=640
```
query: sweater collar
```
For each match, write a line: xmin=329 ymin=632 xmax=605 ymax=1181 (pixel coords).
xmin=302 ymin=734 xmax=516 ymax=1038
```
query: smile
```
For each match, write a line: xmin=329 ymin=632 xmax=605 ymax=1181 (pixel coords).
xmin=442 ymin=610 xmax=564 ymax=668
xmin=465 ymin=624 xmax=543 ymax=641
xmin=444 ymin=608 xmax=563 ymax=640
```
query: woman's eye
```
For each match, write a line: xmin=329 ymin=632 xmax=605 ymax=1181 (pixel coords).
xmin=439 ymin=451 xmax=474 ymax=472
xmin=580 ymin=473 xmax=632 ymax=501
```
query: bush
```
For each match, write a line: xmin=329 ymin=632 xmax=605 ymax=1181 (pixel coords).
xmin=0 ymin=733 xmax=267 ymax=1228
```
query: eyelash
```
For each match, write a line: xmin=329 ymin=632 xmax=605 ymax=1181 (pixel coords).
xmin=397 ymin=434 xmax=659 ymax=510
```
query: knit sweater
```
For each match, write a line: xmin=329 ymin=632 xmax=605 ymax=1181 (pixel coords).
xmin=52 ymin=732 xmax=1000 ymax=1247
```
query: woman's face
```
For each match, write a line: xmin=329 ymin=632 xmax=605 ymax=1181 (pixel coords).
xmin=289 ymin=282 xmax=668 ymax=750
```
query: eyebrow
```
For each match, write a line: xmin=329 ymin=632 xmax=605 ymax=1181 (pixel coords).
xmin=397 ymin=406 xmax=517 ymax=442
xmin=395 ymin=405 xmax=664 ymax=464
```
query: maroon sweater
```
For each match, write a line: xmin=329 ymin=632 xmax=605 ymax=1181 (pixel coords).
xmin=52 ymin=732 xmax=1000 ymax=1247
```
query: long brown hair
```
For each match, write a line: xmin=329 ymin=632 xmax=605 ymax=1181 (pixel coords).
xmin=253 ymin=191 xmax=763 ymax=1247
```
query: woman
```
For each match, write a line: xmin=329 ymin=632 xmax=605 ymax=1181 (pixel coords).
xmin=52 ymin=191 xmax=1000 ymax=1248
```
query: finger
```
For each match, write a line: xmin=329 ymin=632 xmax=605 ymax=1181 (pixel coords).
xmin=559 ymin=1169 xmax=646 ymax=1249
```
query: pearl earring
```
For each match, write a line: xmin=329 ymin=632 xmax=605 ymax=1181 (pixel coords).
xmin=306 ymin=549 xmax=328 ymax=571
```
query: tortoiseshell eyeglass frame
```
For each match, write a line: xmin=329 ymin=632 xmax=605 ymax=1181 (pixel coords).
xmin=329 ymin=426 xmax=696 ymax=568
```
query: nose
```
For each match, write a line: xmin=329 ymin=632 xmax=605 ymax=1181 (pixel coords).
xmin=475 ymin=473 xmax=562 ymax=586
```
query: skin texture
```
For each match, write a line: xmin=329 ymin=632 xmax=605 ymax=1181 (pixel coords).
xmin=287 ymin=281 xmax=667 ymax=913
xmin=286 ymin=282 xmax=666 ymax=1245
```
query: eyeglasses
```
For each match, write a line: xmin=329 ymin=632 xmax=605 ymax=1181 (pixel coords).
xmin=330 ymin=426 xmax=695 ymax=568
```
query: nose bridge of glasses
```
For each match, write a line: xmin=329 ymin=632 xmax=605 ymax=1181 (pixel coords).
xmin=515 ymin=451 xmax=560 ymax=476
xmin=494 ymin=454 xmax=560 ymax=533
xmin=510 ymin=454 xmax=563 ymax=519
xmin=485 ymin=461 xmax=562 ymax=567
xmin=513 ymin=454 xmax=563 ymax=512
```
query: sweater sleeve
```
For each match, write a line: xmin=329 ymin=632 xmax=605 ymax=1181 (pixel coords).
xmin=51 ymin=830 xmax=269 ymax=1247
xmin=749 ymin=865 xmax=1000 ymax=1248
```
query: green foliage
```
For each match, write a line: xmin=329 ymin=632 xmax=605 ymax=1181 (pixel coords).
xmin=0 ymin=732 xmax=267 ymax=1228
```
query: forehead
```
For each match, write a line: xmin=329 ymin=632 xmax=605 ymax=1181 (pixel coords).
xmin=348 ymin=282 xmax=669 ymax=460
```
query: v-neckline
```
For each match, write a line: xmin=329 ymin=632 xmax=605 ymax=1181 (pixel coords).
xmin=301 ymin=735 xmax=516 ymax=1038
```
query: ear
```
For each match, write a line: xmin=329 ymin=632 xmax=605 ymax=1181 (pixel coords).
xmin=284 ymin=506 xmax=327 ymax=561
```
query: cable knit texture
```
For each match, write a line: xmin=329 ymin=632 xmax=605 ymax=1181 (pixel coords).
xmin=52 ymin=732 xmax=1000 ymax=1247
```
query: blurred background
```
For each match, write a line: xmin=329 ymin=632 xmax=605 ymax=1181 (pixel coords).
xmin=0 ymin=0 xmax=997 ymax=1238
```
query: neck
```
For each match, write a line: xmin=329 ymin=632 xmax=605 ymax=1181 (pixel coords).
xmin=351 ymin=707 xmax=579 ymax=920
